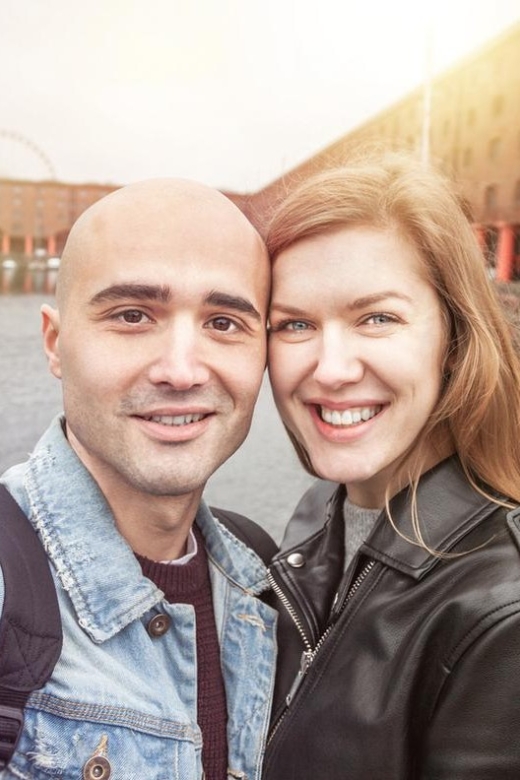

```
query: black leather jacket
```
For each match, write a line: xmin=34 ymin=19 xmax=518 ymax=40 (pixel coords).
xmin=264 ymin=457 xmax=520 ymax=780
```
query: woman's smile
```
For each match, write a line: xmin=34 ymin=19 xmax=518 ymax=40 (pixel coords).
xmin=317 ymin=404 xmax=383 ymax=426
xmin=268 ymin=224 xmax=447 ymax=507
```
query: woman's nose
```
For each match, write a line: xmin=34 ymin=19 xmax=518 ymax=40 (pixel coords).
xmin=313 ymin=329 xmax=364 ymax=389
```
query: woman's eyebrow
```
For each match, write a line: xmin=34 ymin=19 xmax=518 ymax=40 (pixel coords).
xmin=270 ymin=292 xmax=412 ymax=315
xmin=347 ymin=291 xmax=413 ymax=309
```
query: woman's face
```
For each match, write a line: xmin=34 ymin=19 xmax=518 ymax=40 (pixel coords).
xmin=268 ymin=225 xmax=447 ymax=508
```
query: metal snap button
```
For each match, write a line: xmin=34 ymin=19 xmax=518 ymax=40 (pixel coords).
xmin=147 ymin=613 xmax=171 ymax=637
xmin=287 ymin=552 xmax=305 ymax=568
xmin=83 ymin=755 xmax=111 ymax=780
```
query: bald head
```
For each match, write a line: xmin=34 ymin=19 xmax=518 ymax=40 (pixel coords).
xmin=41 ymin=176 xmax=270 ymax=522
xmin=56 ymin=177 xmax=266 ymax=311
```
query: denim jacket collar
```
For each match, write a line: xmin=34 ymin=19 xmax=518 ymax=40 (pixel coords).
xmin=22 ymin=415 xmax=269 ymax=643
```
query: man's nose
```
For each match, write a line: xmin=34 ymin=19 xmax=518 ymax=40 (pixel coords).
xmin=147 ymin=322 xmax=211 ymax=390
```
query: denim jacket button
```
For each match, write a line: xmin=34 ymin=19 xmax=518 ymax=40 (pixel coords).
xmin=83 ymin=755 xmax=111 ymax=779
xmin=147 ymin=613 xmax=171 ymax=637
xmin=287 ymin=552 xmax=305 ymax=568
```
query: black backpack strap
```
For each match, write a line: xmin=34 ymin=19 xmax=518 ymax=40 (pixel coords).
xmin=0 ymin=485 xmax=62 ymax=768
xmin=210 ymin=507 xmax=278 ymax=564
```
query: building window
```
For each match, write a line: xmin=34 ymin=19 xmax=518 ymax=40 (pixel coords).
xmin=463 ymin=147 xmax=472 ymax=167
xmin=484 ymin=185 xmax=498 ymax=209
xmin=489 ymin=137 xmax=501 ymax=161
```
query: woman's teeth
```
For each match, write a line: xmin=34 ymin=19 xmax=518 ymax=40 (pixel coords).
xmin=320 ymin=406 xmax=381 ymax=426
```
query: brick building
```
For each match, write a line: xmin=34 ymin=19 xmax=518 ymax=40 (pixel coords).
xmin=0 ymin=180 xmax=117 ymax=258
xmin=1 ymin=18 xmax=519 ymax=288
xmin=246 ymin=19 xmax=520 ymax=280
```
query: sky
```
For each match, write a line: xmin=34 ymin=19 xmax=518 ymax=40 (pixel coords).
xmin=2 ymin=0 xmax=520 ymax=193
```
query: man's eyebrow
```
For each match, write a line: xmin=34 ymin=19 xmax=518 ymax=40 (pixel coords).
xmin=88 ymin=284 xmax=172 ymax=306
xmin=205 ymin=290 xmax=262 ymax=321
xmin=88 ymin=284 xmax=262 ymax=320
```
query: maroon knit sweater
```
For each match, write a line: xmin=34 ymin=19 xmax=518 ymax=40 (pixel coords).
xmin=135 ymin=524 xmax=228 ymax=780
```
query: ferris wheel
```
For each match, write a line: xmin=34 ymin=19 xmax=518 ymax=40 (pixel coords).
xmin=0 ymin=129 xmax=56 ymax=180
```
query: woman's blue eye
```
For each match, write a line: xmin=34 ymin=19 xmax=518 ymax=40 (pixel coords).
xmin=366 ymin=313 xmax=395 ymax=325
xmin=269 ymin=319 xmax=313 ymax=334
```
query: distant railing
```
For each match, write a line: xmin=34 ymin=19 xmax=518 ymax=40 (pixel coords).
xmin=0 ymin=254 xmax=60 ymax=294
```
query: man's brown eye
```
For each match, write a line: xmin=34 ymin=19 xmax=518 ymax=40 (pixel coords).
xmin=122 ymin=310 xmax=144 ymax=323
xmin=212 ymin=317 xmax=234 ymax=331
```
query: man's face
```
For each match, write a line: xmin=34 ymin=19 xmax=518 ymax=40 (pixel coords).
xmin=43 ymin=184 xmax=269 ymax=510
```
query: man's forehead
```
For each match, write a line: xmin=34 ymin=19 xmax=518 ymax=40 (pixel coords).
xmin=57 ymin=178 xmax=268 ymax=309
xmin=86 ymin=178 xmax=254 ymax=237
xmin=77 ymin=201 xmax=262 ymax=269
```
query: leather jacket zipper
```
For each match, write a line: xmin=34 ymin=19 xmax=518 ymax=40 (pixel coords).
xmin=267 ymin=571 xmax=314 ymax=658
xmin=267 ymin=559 xmax=375 ymax=743
xmin=329 ymin=558 xmax=375 ymax=623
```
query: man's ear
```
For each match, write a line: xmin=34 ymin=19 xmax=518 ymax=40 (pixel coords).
xmin=41 ymin=304 xmax=62 ymax=379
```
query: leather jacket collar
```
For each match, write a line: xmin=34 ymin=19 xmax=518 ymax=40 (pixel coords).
xmin=364 ymin=456 xmax=501 ymax=579
xmin=281 ymin=456 xmax=501 ymax=575
xmin=270 ymin=457 xmax=502 ymax=645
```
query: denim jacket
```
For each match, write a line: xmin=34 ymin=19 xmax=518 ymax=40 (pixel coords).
xmin=0 ymin=417 xmax=277 ymax=780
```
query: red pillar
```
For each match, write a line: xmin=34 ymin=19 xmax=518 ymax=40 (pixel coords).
xmin=1 ymin=234 xmax=10 ymax=255
xmin=23 ymin=235 xmax=34 ymax=292
xmin=495 ymin=223 xmax=515 ymax=282
xmin=47 ymin=234 xmax=57 ymax=255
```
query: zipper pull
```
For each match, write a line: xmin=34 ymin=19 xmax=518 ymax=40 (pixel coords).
xmin=285 ymin=650 xmax=313 ymax=706
xmin=330 ymin=559 xmax=376 ymax=623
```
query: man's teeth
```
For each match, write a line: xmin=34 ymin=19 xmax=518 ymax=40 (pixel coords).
xmin=320 ymin=406 xmax=380 ymax=426
xmin=147 ymin=413 xmax=205 ymax=426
